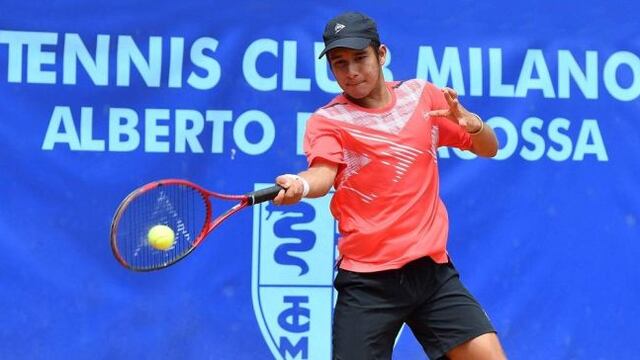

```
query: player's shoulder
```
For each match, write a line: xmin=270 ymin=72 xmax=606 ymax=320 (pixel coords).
xmin=388 ymin=79 xmax=441 ymax=107
xmin=390 ymin=78 xmax=426 ymax=88
xmin=312 ymin=94 xmax=350 ymax=121
xmin=319 ymin=94 xmax=349 ymax=110
xmin=389 ymin=79 xmax=438 ymax=93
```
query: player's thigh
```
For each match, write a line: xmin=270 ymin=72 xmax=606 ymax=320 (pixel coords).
xmin=332 ymin=302 xmax=404 ymax=360
xmin=447 ymin=332 xmax=506 ymax=360
xmin=332 ymin=268 xmax=408 ymax=360
xmin=405 ymin=263 xmax=496 ymax=359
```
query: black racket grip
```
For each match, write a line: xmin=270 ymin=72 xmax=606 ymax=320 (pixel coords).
xmin=246 ymin=185 xmax=284 ymax=205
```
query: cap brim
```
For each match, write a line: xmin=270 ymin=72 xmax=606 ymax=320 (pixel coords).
xmin=318 ymin=38 xmax=372 ymax=58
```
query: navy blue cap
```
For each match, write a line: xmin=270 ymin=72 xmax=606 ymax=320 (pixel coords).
xmin=319 ymin=12 xmax=380 ymax=58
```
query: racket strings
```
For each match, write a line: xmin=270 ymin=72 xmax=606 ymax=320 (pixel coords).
xmin=115 ymin=184 xmax=208 ymax=270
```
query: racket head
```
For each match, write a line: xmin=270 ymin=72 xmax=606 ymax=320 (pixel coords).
xmin=110 ymin=179 xmax=212 ymax=272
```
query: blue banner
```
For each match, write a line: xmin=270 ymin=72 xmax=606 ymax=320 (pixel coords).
xmin=1 ymin=1 xmax=638 ymax=359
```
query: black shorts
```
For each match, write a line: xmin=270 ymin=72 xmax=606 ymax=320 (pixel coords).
xmin=332 ymin=256 xmax=495 ymax=360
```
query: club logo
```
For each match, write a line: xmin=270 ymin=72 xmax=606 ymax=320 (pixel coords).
xmin=252 ymin=184 xmax=338 ymax=359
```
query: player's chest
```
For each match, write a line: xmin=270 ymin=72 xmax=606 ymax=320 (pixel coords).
xmin=338 ymin=108 xmax=435 ymax=156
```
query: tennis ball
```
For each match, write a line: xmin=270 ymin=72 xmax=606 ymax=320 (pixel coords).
xmin=147 ymin=225 xmax=175 ymax=250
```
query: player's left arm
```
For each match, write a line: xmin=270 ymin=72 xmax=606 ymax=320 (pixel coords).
xmin=466 ymin=118 xmax=498 ymax=158
xmin=427 ymin=87 xmax=498 ymax=158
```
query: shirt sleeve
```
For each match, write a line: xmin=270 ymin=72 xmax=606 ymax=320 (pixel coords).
xmin=303 ymin=115 xmax=345 ymax=167
xmin=424 ymin=82 xmax=473 ymax=151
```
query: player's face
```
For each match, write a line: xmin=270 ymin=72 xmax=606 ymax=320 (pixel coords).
xmin=328 ymin=45 xmax=387 ymax=100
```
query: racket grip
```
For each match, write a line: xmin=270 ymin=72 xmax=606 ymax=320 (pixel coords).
xmin=246 ymin=185 xmax=284 ymax=205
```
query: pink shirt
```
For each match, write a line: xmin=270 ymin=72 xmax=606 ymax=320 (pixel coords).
xmin=304 ymin=80 xmax=473 ymax=272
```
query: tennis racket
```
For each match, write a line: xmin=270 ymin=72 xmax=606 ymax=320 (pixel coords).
xmin=110 ymin=179 xmax=282 ymax=272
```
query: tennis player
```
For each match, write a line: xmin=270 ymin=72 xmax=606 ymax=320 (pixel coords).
xmin=273 ymin=11 xmax=506 ymax=360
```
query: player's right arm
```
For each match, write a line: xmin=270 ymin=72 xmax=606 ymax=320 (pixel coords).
xmin=273 ymin=159 xmax=338 ymax=205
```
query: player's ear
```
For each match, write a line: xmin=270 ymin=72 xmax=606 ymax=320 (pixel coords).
xmin=378 ymin=44 xmax=388 ymax=66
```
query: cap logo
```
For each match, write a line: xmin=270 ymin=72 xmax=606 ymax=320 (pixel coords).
xmin=334 ymin=23 xmax=346 ymax=34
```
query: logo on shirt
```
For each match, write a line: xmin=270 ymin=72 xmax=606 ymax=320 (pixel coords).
xmin=251 ymin=186 xmax=338 ymax=360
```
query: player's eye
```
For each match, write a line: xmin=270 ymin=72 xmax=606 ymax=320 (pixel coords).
xmin=333 ymin=60 xmax=347 ymax=68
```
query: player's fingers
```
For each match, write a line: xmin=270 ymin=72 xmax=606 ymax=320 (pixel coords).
xmin=451 ymin=99 xmax=460 ymax=114
xmin=272 ymin=189 xmax=286 ymax=205
xmin=442 ymin=93 xmax=454 ymax=110
xmin=443 ymin=87 xmax=458 ymax=99
xmin=282 ymin=191 xmax=300 ymax=205
xmin=274 ymin=175 xmax=296 ymax=205
xmin=275 ymin=175 xmax=304 ymax=205
xmin=276 ymin=175 xmax=294 ymax=189
xmin=443 ymin=90 xmax=459 ymax=109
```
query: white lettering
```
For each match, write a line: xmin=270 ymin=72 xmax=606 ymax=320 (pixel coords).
xmin=145 ymin=109 xmax=171 ymax=152
xmin=233 ymin=110 xmax=275 ymax=155
xmin=416 ymin=46 xmax=465 ymax=94
xmin=63 ymin=33 xmax=109 ymax=85
xmin=109 ymin=108 xmax=140 ymax=151
xmin=116 ymin=36 xmax=162 ymax=87
xmin=603 ymin=51 xmax=640 ymax=101
xmin=187 ymin=37 xmax=221 ymax=90
xmin=168 ymin=37 xmax=185 ymax=88
xmin=79 ymin=107 xmax=105 ymax=151
xmin=469 ymin=47 xmax=483 ymax=96
xmin=175 ymin=109 xmax=204 ymax=153
xmin=489 ymin=48 xmax=515 ymax=97
xmin=282 ymin=41 xmax=311 ymax=91
xmin=520 ymin=117 xmax=545 ymax=161
xmin=205 ymin=110 xmax=233 ymax=153
xmin=558 ymin=50 xmax=598 ymax=99
xmin=547 ymin=118 xmax=572 ymax=161
xmin=573 ymin=119 xmax=608 ymax=161
xmin=243 ymin=38 xmax=278 ymax=91
xmin=515 ymin=49 xmax=555 ymax=98
xmin=42 ymin=106 xmax=81 ymax=150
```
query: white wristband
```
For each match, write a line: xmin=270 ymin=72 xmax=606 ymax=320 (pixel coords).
xmin=299 ymin=176 xmax=310 ymax=198
xmin=468 ymin=113 xmax=484 ymax=135
xmin=283 ymin=174 xmax=310 ymax=198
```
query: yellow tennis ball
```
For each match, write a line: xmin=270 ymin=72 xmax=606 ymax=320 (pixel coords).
xmin=147 ymin=225 xmax=175 ymax=250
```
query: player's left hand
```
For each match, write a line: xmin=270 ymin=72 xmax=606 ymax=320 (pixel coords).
xmin=426 ymin=87 xmax=483 ymax=133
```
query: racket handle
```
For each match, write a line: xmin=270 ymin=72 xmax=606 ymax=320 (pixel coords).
xmin=246 ymin=185 xmax=284 ymax=205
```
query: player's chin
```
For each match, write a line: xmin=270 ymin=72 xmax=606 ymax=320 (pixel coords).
xmin=345 ymin=83 xmax=374 ymax=99
xmin=344 ymin=88 xmax=369 ymax=99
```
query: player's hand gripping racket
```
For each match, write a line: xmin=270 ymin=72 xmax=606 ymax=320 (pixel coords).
xmin=110 ymin=179 xmax=282 ymax=272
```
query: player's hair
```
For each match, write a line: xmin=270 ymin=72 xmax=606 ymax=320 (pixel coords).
xmin=371 ymin=40 xmax=381 ymax=58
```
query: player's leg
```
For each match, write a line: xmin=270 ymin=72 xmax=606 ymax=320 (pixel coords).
xmin=405 ymin=259 xmax=504 ymax=359
xmin=332 ymin=268 xmax=409 ymax=360
xmin=446 ymin=332 xmax=506 ymax=359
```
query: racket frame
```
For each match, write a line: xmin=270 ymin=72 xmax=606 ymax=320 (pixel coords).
xmin=110 ymin=179 xmax=281 ymax=271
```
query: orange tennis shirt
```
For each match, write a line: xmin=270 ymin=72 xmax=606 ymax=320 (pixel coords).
xmin=303 ymin=80 xmax=474 ymax=272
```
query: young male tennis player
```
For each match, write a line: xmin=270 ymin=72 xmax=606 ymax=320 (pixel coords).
xmin=273 ymin=11 xmax=506 ymax=360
